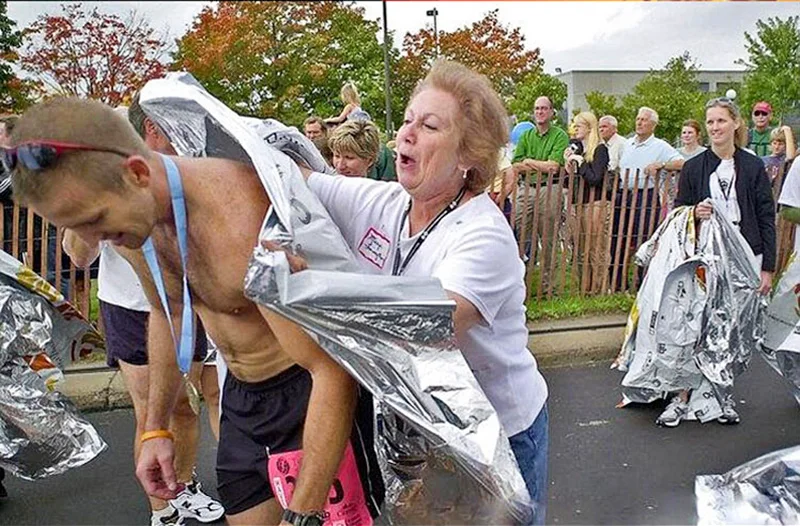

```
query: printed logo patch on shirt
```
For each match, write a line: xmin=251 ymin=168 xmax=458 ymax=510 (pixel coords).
xmin=357 ymin=227 xmax=391 ymax=269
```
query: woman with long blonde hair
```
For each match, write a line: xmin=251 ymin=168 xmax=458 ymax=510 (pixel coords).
xmin=564 ymin=111 xmax=610 ymax=293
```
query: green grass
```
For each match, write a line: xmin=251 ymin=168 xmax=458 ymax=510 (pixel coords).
xmin=89 ymin=278 xmax=99 ymax=322
xmin=526 ymin=292 xmax=635 ymax=321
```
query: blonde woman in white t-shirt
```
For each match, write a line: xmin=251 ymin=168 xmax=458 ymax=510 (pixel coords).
xmin=303 ymin=60 xmax=549 ymax=525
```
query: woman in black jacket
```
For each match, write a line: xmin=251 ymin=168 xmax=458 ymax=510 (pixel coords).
xmin=660 ymin=97 xmax=775 ymax=428
xmin=564 ymin=111 xmax=610 ymax=293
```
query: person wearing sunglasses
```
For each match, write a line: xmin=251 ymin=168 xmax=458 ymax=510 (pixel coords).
xmin=59 ymin=105 xmax=224 ymax=526
xmin=7 ymin=98 xmax=385 ymax=526
xmin=665 ymin=96 xmax=776 ymax=429
xmin=748 ymin=101 xmax=774 ymax=158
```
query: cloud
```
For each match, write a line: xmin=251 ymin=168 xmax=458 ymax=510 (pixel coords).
xmin=7 ymin=1 xmax=798 ymax=75
xmin=544 ymin=2 xmax=800 ymax=72
xmin=7 ymin=1 xmax=207 ymax=44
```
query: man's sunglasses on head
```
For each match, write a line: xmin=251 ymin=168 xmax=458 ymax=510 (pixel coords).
xmin=753 ymin=110 xmax=770 ymax=117
xmin=1 ymin=141 xmax=131 ymax=173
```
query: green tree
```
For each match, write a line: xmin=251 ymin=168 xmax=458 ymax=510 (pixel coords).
xmin=621 ymin=52 xmax=706 ymax=144
xmin=507 ymin=71 xmax=567 ymax=124
xmin=0 ymin=1 xmax=35 ymax=112
xmin=173 ymin=1 xmax=387 ymax=127
xmin=585 ymin=91 xmax=632 ymax=135
xmin=737 ymin=16 xmax=800 ymax=122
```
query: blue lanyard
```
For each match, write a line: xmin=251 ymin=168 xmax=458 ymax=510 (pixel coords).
xmin=142 ymin=154 xmax=194 ymax=376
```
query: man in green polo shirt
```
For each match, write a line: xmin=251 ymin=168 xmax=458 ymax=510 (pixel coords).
xmin=512 ymin=96 xmax=569 ymax=286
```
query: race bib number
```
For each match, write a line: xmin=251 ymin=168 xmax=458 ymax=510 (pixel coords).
xmin=268 ymin=441 xmax=372 ymax=526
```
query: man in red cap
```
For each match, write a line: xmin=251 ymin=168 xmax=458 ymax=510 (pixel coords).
xmin=748 ymin=101 xmax=774 ymax=157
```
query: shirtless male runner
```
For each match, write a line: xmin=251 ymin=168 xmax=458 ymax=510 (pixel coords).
xmin=7 ymin=98 xmax=384 ymax=526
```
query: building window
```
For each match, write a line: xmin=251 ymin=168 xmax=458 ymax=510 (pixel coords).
xmin=699 ymin=82 xmax=710 ymax=92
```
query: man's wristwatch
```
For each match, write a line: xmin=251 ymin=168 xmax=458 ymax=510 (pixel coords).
xmin=281 ymin=508 xmax=325 ymax=526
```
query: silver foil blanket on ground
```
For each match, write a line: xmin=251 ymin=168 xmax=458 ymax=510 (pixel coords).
xmin=613 ymin=207 xmax=763 ymax=421
xmin=0 ymin=250 xmax=106 ymax=480
xmin=763 ymin=251 xmax=800 ymax=406
xmin=139 ymin=73 xmax=533 ymax=524
xmin=696 ymin=445 xmax=800 ymax=525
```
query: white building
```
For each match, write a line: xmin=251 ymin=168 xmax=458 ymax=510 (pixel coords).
xmin=555 ymin=69 xmax=746 ymax=118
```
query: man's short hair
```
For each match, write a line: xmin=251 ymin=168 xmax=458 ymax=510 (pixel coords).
xmin=10 ymin=97 xmax=150 ymax=205
xmin=304 ymin=115 xmax=326 ymax=132
xmin=327 ymin=120 xmax=380 ymax=166
xmin=637 ymin=106 xmax=659 ymax=125
xmin=599 ymin=115 xmax=618 ymax=128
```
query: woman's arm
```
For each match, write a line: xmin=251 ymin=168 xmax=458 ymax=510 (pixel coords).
xmin=447 ymin=291 xmax=483 ymax=341
xmin=754 ymin=161 xmax=777 ymax=273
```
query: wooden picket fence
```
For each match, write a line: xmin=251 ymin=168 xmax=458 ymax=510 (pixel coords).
xmin=1 ymin=161 xmax=796 ymax=321
xmin=508 ymin=164 xmax=796 ymax=300
xmin=1 ymin=203 xmax=94 ymax=316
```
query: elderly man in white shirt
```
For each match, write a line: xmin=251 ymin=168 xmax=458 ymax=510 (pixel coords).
xmin=610 ymin=107 xmax=684 ymax=291
xmin=599 ymin=115 xmax=626 ymax=173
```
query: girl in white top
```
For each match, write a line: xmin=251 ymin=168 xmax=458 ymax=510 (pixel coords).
xmin=307 ymin=60 xmax=549 ymax=525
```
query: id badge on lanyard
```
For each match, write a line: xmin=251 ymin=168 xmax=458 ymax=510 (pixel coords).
xmin=142 ymin=154 xmax=200 ymax=414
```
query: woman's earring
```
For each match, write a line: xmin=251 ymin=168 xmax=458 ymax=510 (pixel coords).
xmin=462 ymin=168 xmax=468 ymax=180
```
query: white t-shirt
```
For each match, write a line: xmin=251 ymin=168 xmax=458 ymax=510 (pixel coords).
xmin=710 ymin=159 xmax=741 ymax=227
xmin=779 ymin=157 xmax=800 ymax=253
xmin=97 ymin=243 xmax=150 ymax=312
xmin=308 ymin=173 xmax=548 ymax=436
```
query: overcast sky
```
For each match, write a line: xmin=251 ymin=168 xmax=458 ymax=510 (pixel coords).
xmin=8 ymin=1 xmax=799 ymax=73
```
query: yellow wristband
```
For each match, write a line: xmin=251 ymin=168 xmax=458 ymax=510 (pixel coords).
xmin=140 ymin=429 xmax=174 ymax=443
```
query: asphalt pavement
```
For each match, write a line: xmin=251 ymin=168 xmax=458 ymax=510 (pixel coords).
xmin=2 ymin=356 xmax=798 ymax=525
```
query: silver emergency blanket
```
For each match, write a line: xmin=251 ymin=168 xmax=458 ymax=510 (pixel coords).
xmin=613 ymin=206 xmax=763 ymax=421
xmin=139 ymin=72 xmax=532 ymax=524
xmin=763 ymin=251 xmax=800 ymax=406
xmin=695 ymin=445 xmax=800 ymax=525
xmin=0 ymin=250 xmax=106 ymax=479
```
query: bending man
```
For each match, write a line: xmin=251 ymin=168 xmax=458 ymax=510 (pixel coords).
xmin=8 ymin=98 xmax=384 ymax=526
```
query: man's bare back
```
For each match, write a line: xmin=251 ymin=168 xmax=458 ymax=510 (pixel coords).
xmin=120 ymin=156 xmax=294 ymax=383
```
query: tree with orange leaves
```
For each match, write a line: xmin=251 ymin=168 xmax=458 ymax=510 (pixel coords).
xmin=394 ymin=9 xmax=564 ymax=126
xmin=20 ymin=3 xmax=168 ymax=107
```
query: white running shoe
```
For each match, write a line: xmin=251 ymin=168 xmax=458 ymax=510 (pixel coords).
xmin=151 ymin=504 xmax=185 ymax=526
xmin=656 ymin=396 xmax=688 ymax=428
xmin=716 ymin=400 xmax=741 ymax=425
xmin=170 ymin=479 xmax=225 ymax=523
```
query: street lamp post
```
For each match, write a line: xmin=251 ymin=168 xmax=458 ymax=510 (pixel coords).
xmin=382 ymin=0 xmax=393 ymax=137
xmin=426 ymin=7 xmax=439 ymax=57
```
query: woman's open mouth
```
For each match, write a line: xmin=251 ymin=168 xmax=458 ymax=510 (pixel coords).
xmin=398 ymin=153 xmax=416 ymax=169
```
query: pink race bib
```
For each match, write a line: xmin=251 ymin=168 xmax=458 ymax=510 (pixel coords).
xmin=268 ymin=441 xmax=373 ymax=526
